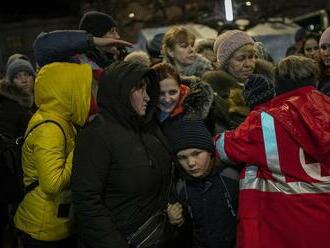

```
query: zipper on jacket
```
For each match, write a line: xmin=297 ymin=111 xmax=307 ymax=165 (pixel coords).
xmin=138 ymin=131 xmax=154 ymax=168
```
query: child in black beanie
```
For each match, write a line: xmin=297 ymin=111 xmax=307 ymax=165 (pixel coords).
xmin=166 ymin=118 xmax=239 ymax=248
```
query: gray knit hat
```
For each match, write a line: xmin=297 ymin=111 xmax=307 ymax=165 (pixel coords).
xmin=6 ymin=58 xmax=35 ymax=82
xmin=214 ymin=30 xmax=254 ymax=68
xmin=6 ymin=53 xmax=30 ymax=69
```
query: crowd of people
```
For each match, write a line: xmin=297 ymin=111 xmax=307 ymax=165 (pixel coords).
xmin=0 ymin=9 xmax=330 ymax=248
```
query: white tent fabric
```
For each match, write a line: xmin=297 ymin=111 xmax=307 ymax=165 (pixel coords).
xmin=246 ymin=22 xmax=301 ymax=61
xmin=131 ymin=24 xmax=218 ymax=52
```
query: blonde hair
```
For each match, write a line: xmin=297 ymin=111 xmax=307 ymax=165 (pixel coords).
xmin=162 ymin=26 xmax=195 ymax=65
xmin=124 ymin=51 xmax=151 ymax=67
xmin=276 ymin=55 xmax=320 ymax=83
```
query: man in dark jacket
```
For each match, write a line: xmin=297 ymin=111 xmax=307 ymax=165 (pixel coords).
xmin=71 ymin=61 xmax=173 ymax=248
xmin=166 ymin=118 xmax=238 ymax=248
xmin=33 ymin=11 xmax=132 ymax=68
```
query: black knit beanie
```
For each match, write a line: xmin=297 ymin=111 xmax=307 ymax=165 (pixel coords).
xmin=79 ymin=11 xmax=117 ymax=37
xmin=146 ymin=33 xmax=164 ymax=59
xmin=243 ymin=74 xmax=274 ymax=108
xmin=165 ymin=118 xmax=214 ymax=154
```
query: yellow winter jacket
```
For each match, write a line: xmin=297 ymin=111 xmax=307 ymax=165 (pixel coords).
xmin=14 ymin=62 xmax=92 ymax=241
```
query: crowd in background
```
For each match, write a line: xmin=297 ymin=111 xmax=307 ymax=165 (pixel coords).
xmin=0 ymin=9 xmax=330 ymax=248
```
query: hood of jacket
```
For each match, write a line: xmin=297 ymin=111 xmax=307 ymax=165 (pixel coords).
xmin=182 ymin=77 xmax=214 ymax=120
xmin=35 ymin=62 xmax=92 ymax=126
xmin=97 ymin=61 xmax=159 ymax=128
xmin=0 ymin=78 xmax=33 ymax=108
xmin=268 ymin=86 xmax=330 ymax=165
xmin=164 ymin=54 xmax=213 ymax=78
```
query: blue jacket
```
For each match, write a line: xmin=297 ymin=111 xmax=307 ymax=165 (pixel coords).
xmin=33 ymin=30 xmax=114 ymax=68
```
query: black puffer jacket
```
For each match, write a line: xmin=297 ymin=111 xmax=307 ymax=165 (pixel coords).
xmin=0 ymin=78 xmax=33 ymax=138
xmin=71 ymin=62 xmax=173 ymax=248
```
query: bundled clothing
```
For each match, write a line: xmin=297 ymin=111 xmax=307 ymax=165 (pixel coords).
xmin=176 ymin=165 xmax=238 ymax=248
xmin=0 ymin=79 xmax=33 ymax=138
xmin=71 ymin=62 xmax=173 ymax=248
xmin=215 ymin=86 xmax=330 ymax=248
xmin=318 ymin=73 xmax=330 ymax=96
xmin=163 ymin=53 xmax=213 ymax=78
xmin=164 ymin=111 xmax=239 ymax=248
xmin=14 ymin=63 xmax=92 ymax=242
xmin=33 ymin=30 xmax=112 ymax=69
xmin=160 ymin=77 xmax=215 ymax=129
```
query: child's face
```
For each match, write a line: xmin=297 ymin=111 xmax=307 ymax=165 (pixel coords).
xmin=176 ymin=148 xmax=212 ymax=178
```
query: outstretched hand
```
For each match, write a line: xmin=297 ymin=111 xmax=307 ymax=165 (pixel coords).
xmin=93 ymin=37 xmax=133 ymax=48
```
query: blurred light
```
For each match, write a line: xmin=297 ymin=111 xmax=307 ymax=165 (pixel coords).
xmin=245 ymin=1 xmax=252 ymax=6
xmin=309 ymin=24 xmax=315 ymax=30
xmin=224 ymin=0 xmax=234 ymax=22
xmin=128 ymin=12 xmax=135 ymax=18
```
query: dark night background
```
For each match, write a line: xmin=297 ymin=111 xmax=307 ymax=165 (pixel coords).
xmin=0 ymin=0 xmax=329 ymax=73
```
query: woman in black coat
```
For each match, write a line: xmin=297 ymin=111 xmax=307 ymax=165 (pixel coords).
xmin=71 ymin=61 xmax=173 ymax=248
xmin=0 ymin=56 xmax=34 ymax=246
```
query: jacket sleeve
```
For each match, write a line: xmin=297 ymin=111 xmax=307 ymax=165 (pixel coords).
xmin=33 ymin=30 xmax=94 ymax=67
xmin=33 ymin=123 xmax=72 ymax=195
xmin=71 ymin=127 xmax=129 ymax=248
xmin=215 ymin=112 xmax=265 ymax=166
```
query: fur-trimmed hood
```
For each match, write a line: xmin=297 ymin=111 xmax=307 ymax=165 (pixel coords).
xmin=0 ymin=79 xmax=33 ymax=108
xmin=181 ymin=76 xmax=214 ymax=120
xmin=254 ymin=59 xmax=275 ymax=81
xmin=164 ymin=54 xmax=213 ymax=77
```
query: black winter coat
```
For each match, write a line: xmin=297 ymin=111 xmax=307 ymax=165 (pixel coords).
xmin=0 ymin=80 xmax=33 ymax=138
xmin=71 ymin=62 xmax=173 ymax=248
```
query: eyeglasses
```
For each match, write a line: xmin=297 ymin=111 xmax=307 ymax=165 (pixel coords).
xmin=305 ymin=46 xmax=319 ymax=52
xmin=320 ymin=44 xmax=330 ymax=50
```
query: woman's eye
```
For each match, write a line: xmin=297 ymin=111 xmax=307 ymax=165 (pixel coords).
xmin=169 ymin=90 xmax=178 ymax=95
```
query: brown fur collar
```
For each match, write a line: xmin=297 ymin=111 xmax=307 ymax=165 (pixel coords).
xmin=0 ymin=79 xmax=33 ymax=108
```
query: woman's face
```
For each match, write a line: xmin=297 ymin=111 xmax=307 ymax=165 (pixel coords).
xmin=227 ymin=45 xmax=257 ymax=83
xmin=159 ymin=77 xmax=180 ymax=113
xmin=13 ymin=71 xmax=34 ymax=94
xmin=130 ymin=82 xmax=150 ymax=116
xmin=169 ymin=41 xmax=196 ymax=67
xmin=304 ymin=38 xmax=320 ymax=61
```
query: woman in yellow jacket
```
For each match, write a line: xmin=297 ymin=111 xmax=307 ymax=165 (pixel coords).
xmin=14 ymin=62 xmax=93 ymax=248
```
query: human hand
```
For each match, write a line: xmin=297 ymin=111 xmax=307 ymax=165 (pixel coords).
xmin=167 ymin=202 xmax=184 ymax=226
xmin=93 ymin=37 xmax=133 ymax=49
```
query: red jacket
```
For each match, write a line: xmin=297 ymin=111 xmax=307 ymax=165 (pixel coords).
xmin=215 ymin=86 xmax=330 ymax=248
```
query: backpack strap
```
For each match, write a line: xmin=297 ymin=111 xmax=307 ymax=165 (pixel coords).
xmin=23 ymin=120 xmax=67 ymax=194
xmin=217 ymin=170 xmax=236 ymax=217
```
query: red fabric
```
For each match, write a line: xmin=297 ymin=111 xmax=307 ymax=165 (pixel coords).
xmin=216 ymin=86 xmax=330 ymax=248
xmin=268 ymin=86 xmax=330 ymax=165
xmin=170 ymin=84 xmax=190 ymax=118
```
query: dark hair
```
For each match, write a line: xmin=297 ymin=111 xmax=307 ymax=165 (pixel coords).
xmin=301 ymin=33 xmax=320 ymax=55
xmin=152 ymin=63 xmax=181 ymax=85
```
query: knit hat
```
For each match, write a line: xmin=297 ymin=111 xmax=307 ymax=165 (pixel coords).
xmin=243 ymin=74 xmax=274 ymax=108
xmin=165 ymin=118 xmax=214 ymax=154
xmin=6 ymin=53 xmax=30 ymax=69
xmin=6 ymin=58 xmax=35 ymax=82
xmin=146 ymin=33 xmax=164 ymax=59
xmin=295 ymin=28 xmax=307 ymax=43
xmin=214 ymin=30 xmax=254 ymax=68
xmin=320 ymin=27 xmax=330 ymax=46
xmin=79 ymin=11 xmax=117 ymax=37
